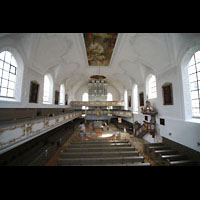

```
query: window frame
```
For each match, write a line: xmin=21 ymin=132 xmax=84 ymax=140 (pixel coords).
xmin=146 ymin=74 xmax=157 ymax=99
xmin=59 ymin=84 xmax=65 ymax=105
xmin=43 ymin=73 xmax=53 ymax=104
xmin=188 ymin=51 xmax=200 ymax=118
xmin=133 ymin=84 xmax=139 ymax=113
xmin=82 ymin=92 xmax=89 ymax=110
xmin=0 ymin=49 xmax=23 ymax=102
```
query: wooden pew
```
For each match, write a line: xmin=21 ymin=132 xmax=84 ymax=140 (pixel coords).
xmin=144 ymin=143 xmax=165 ymax=154
xmin=152 ymin=149 xmax=178 ymax=159
xmin=159 ymin=154 xmax=188 ymax=165
xmin=60 ymin=151 xmax=140 ymax=159
xmin=57 ymin=155 xmax=144 ymax=166
xmin=166 ymin=159 xmax=197 ymax=166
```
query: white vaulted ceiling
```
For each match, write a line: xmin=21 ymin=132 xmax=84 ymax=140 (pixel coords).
xmin=1 ymin=33 xmax=199 ymax=97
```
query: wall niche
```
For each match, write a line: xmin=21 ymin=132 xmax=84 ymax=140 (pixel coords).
xmin=29 ymin=81 xmax=39 ymax=103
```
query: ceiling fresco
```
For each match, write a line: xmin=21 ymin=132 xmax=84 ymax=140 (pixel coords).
xmin=83 ymin=33 xmax=118 ymax=66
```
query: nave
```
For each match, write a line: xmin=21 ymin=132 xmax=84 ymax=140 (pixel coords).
xmin=1 ymin=117 xmax=199 ymax=166
xmin=47 ymin=121 xmax=200 ymax=166
xmin=46 ymin=121 xmax=155 ymax=166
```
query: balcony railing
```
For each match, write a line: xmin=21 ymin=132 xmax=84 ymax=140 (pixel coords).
xmin=0 ymin=111 xmax=82 ymax=155
xmin=70 ymin=101 xmax=124 ymax=107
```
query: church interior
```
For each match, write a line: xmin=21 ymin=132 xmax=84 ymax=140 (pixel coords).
xmin=0 ymin=33 xmax=200 ymax=166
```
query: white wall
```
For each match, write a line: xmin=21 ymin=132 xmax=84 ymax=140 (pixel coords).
xmin=131 ymin=65 xmax=200 ymax=151
xmin=160 ymin=117 xmax=200 ymax=152
xmin=0 ymin=66 xmax=70 ymax=108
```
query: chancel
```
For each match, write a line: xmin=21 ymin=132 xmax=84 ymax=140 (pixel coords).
xmin=0 ymin=33 xmax=200 ymax=166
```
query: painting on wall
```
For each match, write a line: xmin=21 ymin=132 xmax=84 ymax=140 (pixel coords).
xmin=139 ymin=92 xmax=144 ymax=107
xmin=65 ymin=93 xmax=68 ymax=105
xmin=83 ymin=33 xmax=118 ymax=66
xmin=128 ymin=95 xmax=131 ymax=107
xmin=162 ymin=82 xmax=173 ymax=105
xmin=55 ymin=90 xmax=59 ymax=105
xmin=29 ymin=81 xmax=39 ymax=103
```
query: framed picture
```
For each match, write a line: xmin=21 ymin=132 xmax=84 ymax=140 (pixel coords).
xmin=162 ymin=82 xmax=173 ymax=105
xmin=128 ymin=95 xmax=131 ymax=107
xmin=55 ymin=90 xmax=59 ymax=105
xmin=29 ymin=81 xmax=39 ymax=103
xmin=65 ymin=93 xmax=68 ymax=105
xmin=118 ymin=117 xmax=122 ymax=123
xmin=160 ymin=118 xmax=165 ymax=125
xmin=139 ymin=92 xmax=144 ymax=107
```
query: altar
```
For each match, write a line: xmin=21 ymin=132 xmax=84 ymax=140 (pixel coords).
xmin=86 ymin=131 xmax=117 ymax=140
xmin=93 ymin=121 xmax=104 ymax=134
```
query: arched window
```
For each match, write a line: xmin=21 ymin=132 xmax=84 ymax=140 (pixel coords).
xmin=107 ymin=93 xmax=113 ymax=101
xmin=59 ymin=84 xmax=65 ymax=105
xmin=43 ymin=74 xmax=53 ymax=104
xmin=124 ymin=89 xmax=128 ymax=110
xmin=187 ymin=50 xmax=200 ymax=118
xmin=0 ymin=51 xmax=18 ymax=99
xmin=146 ymin=74 xmax=157 ymax=99
xmin=133 ymin=84 xmax=138 ymax=112
xmin=82 ymin=92 xmax=88 ymax=110
xmin=107 ymin=92 xmax=113 ymax=109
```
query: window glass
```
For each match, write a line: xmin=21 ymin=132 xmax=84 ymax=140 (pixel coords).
xmin=59 ymin=84 xmax=65 ymax=105
xmin=5 ymin=51 xmax=12 ymax=63
xmin=148 ymin=75 xmax=157 ymax=99
xmin=107 ymin=93 xmax=112 ymax=101
xmin=82 ymin=92 xmax=88 ymax=110
xmin=11 ymin=56 xmax=17 ymax=66
xmin=196 ymin=63 xmax=200 ymax=72
xmin=133 ymin=85 xmax=138 ymax=112
xmin=189 ymin=55 xmax=195 ymax=66
xmin=0 ymin=51 xmax=17 ymax=98
xmin=0 ymin=51 xmax=5 ymax=60
xmin=188 ymin=50 xmax=200 ymax=117
xmin=43 ymin=74 xmax=53 ymax=104
xmin=195 ymin=51 xmax=200 ymax=63
xmin=188 ymin=65 xmax=196 ymax=74
xmin=0 ymin=60 xmax=4 ymax=69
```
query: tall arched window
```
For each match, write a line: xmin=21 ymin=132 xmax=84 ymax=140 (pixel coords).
xmin=133 ymin=84 xmax=139 ymax=112
xmin=82 ymin=92 xmax=88 ymax=110
xmin=107 ymin=92 xmax=113 ymax=109
xmin=59 ymin=84 xmax=65 ymax=105
xmin=107 ymin=93 xmax=113 ymax=101
xmin=0 ymin=51 xmax=18 ymax=99
xmin=43 ymin=74 xmax=53 ymax=104
xmin=146 ymin=74 xmax=157 ymax=99
xmin=188 ymin=50 xmax=200 ymax=118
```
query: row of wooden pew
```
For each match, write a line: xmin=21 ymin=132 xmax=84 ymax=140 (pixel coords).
xmin=57 ymin=139 xmax=151 ymax=166
xmin=145 ymin=143 xmax=199 ymax=166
